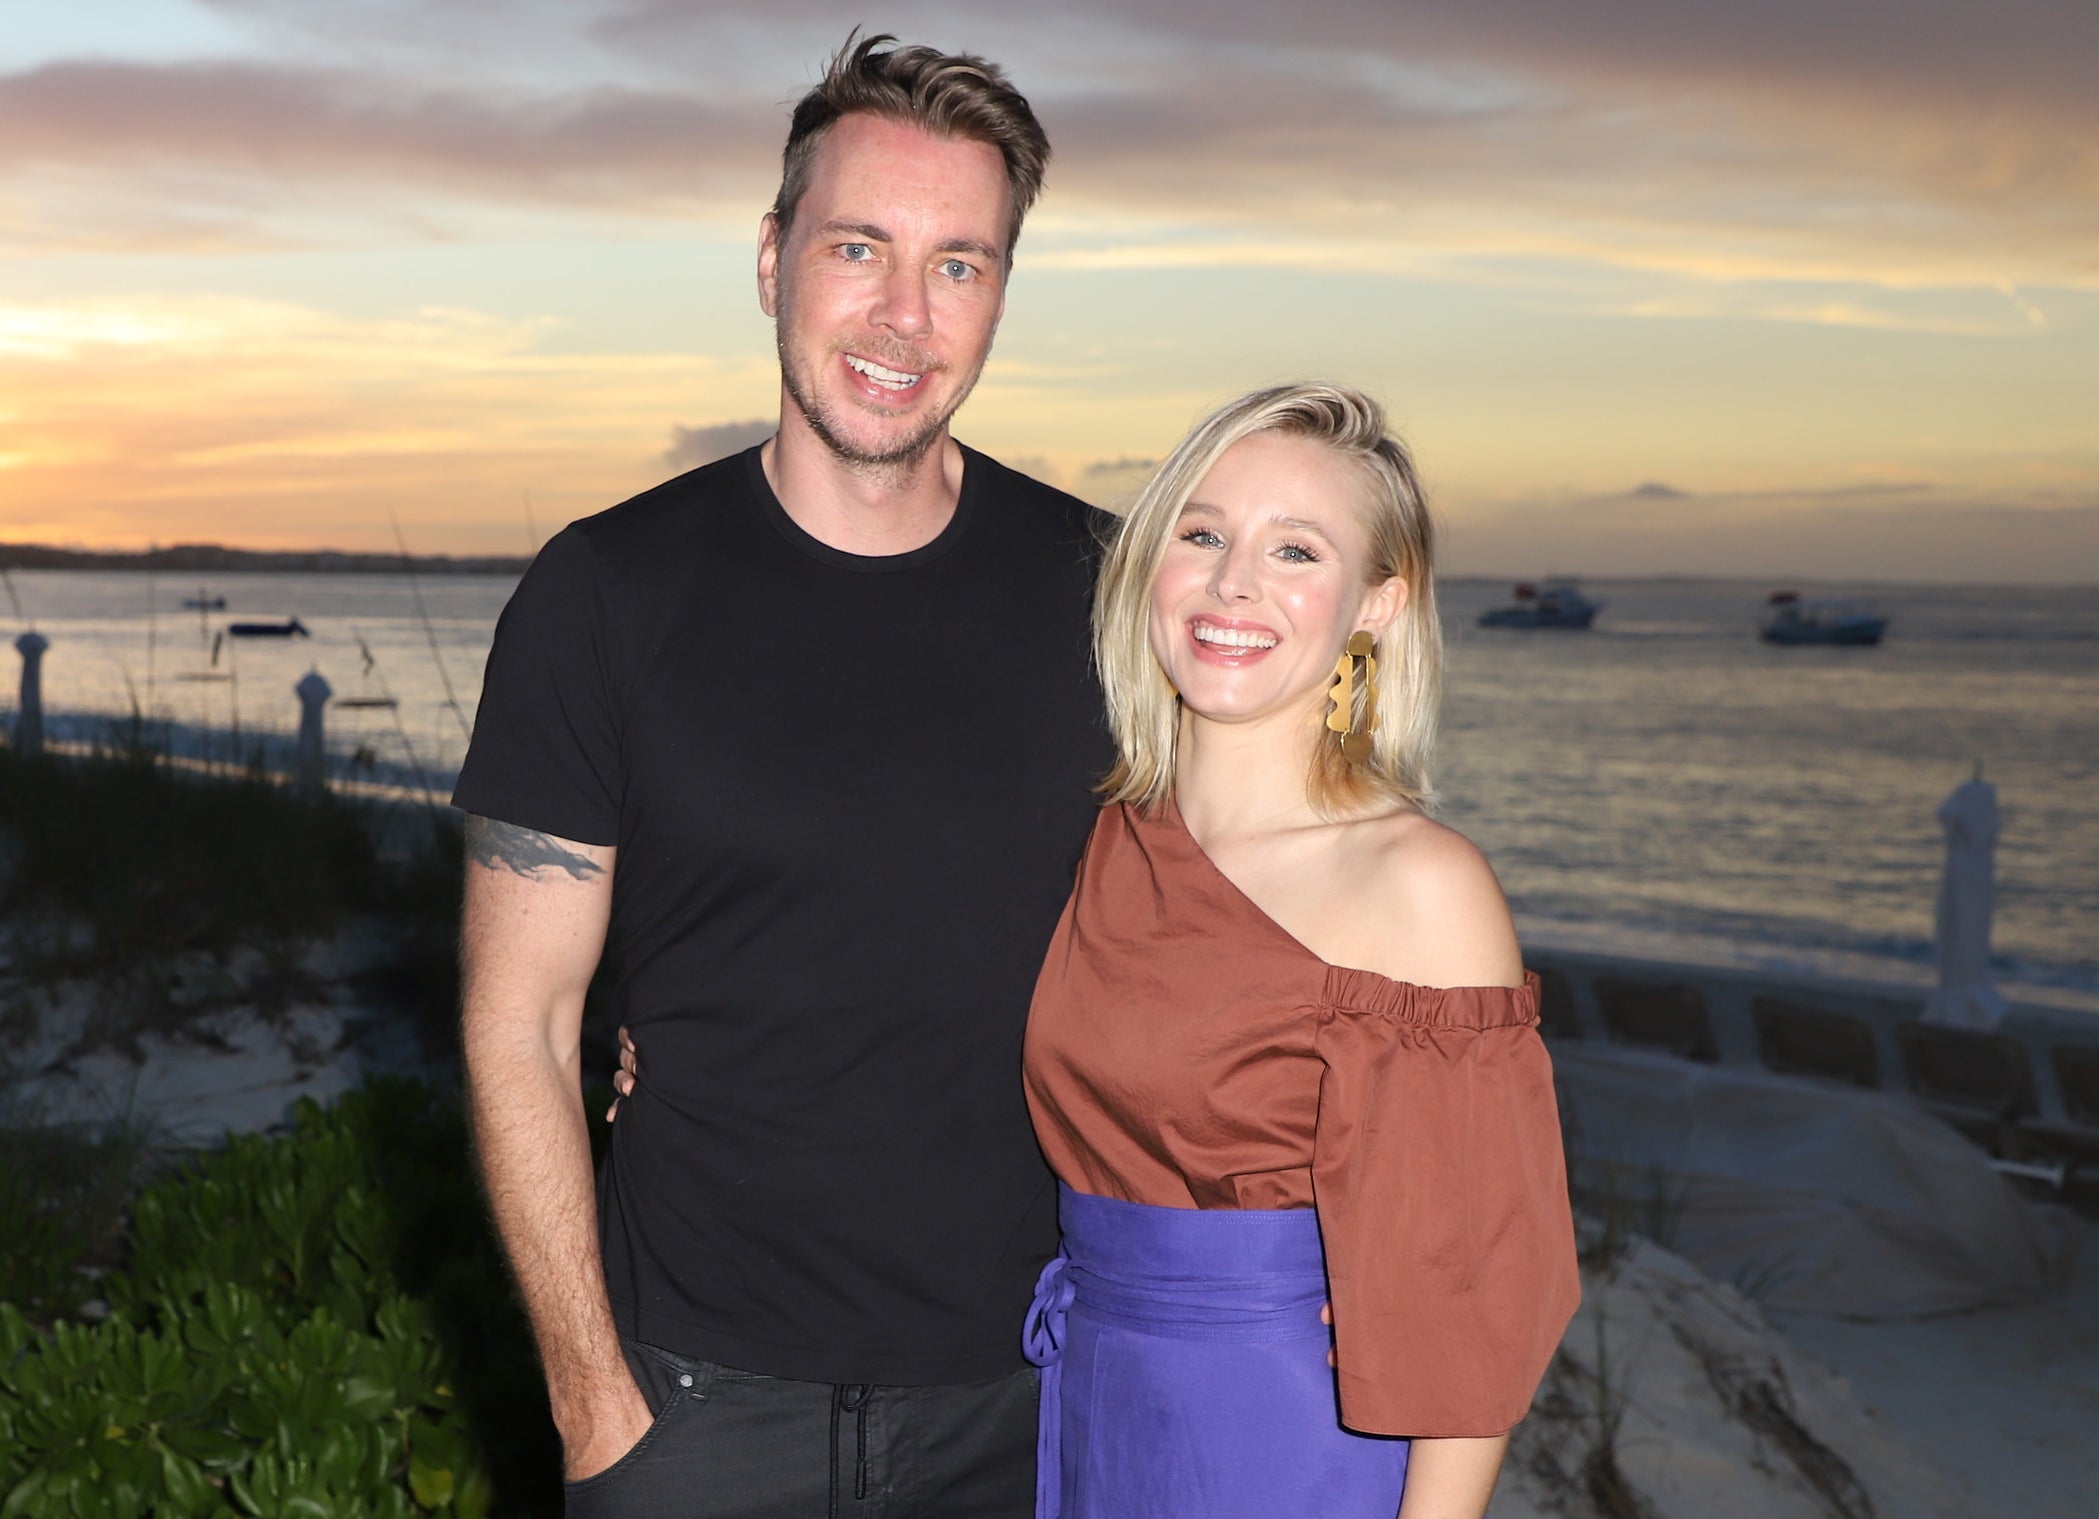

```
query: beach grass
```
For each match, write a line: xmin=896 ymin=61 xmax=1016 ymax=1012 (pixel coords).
xmin=0 ymin=744 xmax=467 ymax=1058
xmin=0 ymin=747 xmax=369 ymax=988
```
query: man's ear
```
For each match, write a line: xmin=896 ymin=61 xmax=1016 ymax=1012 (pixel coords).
xmin=757 ymin=212 xmax=783 ymax=318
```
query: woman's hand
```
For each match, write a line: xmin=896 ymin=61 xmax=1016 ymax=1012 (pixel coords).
xmin=604 ymin=1024 xmax=640 ymax=1121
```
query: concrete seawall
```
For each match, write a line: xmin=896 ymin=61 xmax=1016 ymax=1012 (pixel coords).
xmin=1527 ymin=945 xmax=2099 ymax=1164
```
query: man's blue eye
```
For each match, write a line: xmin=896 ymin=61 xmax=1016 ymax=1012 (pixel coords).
xmin=942 ymin=259 xmax=972 ymax=280
xmin=842 ymin=244 xmax=872 ymax=260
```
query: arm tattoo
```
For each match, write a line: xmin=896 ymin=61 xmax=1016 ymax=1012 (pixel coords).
xmin=465 ymin=816 xmax=605 ymax=882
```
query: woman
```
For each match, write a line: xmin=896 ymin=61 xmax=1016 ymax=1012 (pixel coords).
xmin=1020 ymin=382 xmax=1578 ymax=1518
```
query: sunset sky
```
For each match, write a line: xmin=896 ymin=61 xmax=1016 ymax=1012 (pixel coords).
xmin=1 ymin=1 xmax=2093 ymax=579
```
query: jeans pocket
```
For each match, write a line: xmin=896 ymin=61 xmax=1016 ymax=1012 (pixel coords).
xmin=561 ymin=1397 xmax=682 ymax=1496
xmin=560 ymin=1343 xmax=706 ymax=1509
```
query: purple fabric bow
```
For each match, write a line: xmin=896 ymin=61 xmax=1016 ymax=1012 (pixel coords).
xmin=1023 ymin=1253 xmax=1075 ymax=1519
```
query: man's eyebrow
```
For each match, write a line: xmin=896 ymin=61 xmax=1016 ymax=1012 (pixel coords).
xmin=816 ymin=220 xmax=893 ymax=243
xmin=940 ymin=238 xmax=1005 ymax=263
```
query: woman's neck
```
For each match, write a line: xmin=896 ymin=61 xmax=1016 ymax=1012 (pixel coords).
xmin=1173 ymin=704 xmax=1324 ymax=844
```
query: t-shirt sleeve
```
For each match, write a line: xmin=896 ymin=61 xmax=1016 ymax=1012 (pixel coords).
xmin=451 ymin=524 xmax=622 ymax=845
xmin=1311 ymin=974 xmax=1580 ymax=1437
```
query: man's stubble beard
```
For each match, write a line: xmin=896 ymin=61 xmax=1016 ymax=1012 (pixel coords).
xmin=775 ymin=322 xmax=982 ymax=486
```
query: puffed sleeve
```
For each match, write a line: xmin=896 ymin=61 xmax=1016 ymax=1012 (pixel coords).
xmin=1311 ymin=969 xmax=1579 ymax=1437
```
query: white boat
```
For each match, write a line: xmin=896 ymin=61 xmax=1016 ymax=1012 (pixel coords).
xmin=1759 ymin=592 xmax=1887 ymax=647
xmin=1479 ymin=577 xmax=1602 ymax=630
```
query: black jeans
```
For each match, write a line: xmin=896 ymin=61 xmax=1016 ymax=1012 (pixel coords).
xmin=561 ymin=1338 xmax=1039 ymax=1519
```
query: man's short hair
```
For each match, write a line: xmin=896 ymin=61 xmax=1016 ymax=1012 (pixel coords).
xmin=773 ymin=31 xmax=1051 ymax=263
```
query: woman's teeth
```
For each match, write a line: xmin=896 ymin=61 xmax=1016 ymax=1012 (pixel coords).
xmin=1193 ymin=624 xmax=1277 ymax=650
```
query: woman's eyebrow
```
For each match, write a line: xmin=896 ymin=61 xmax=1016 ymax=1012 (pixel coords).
xmin=1273 ymin=515 xmax=1338 ymax=541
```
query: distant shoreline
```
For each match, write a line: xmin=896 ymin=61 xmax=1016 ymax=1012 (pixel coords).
xmin=0 ymin=543 xmax=531 ymax=575
xmin=4 ymin=546 xmax=2091 ymax=589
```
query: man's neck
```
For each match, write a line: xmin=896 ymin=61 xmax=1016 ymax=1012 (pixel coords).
xmin=761 ymin=410 xmax=965 ymax=557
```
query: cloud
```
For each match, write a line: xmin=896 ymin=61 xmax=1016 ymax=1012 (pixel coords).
xmin=1039 ymin=64 xmax=2095 ymax=292
xmin=2 ymin=1 xmax=2093 ymax=291
xmin=1083 ymin=455 xmax=1156 ymax=478
xmin=1067 ymin=454 xmax=1159 ymax=510
xmin=663 ymin=418 xmax=771 ymax=469
xmin=1598 ymin=281 xmax=2070 ymax=337
xmin=0 ymin=58 xmax=778 ymax=242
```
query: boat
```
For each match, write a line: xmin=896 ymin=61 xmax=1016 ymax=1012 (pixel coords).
xmin=1478 ymin=578 xmax=1602 ymax=630
xmin=1758 ymin=592 xmax=1887 ymax=647
xmin=180 ymin=591 xmax=227 ymax=611
xmin=226 ymin=617 xmax=311 ymax=638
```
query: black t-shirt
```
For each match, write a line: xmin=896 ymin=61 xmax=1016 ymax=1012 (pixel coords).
xmin=454 ymin=444 xmax=1111 ymax=1385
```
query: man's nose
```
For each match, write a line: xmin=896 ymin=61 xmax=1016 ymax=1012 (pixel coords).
xmin=871 ymin=265 xmax=932 ymax=339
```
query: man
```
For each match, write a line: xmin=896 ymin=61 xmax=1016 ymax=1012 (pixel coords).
xmin=454 ymin=33 xmax=1108 ymax=1518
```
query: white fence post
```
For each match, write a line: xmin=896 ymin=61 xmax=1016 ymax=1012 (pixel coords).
xmin=13 ymin=631 xmax=48 ymax=757
xmin=295 ymin=669 xmax=332 ymax=795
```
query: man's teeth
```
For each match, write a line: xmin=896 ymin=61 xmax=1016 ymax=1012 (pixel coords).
xmin=1193 ymin=625 xmax=1278 ymax=650
xmin=846 ymin=355 xmax=923 ymax=389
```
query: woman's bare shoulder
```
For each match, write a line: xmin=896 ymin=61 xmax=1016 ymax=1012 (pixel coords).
xmin=1334 ymin=811 xmax=1524 ymax=989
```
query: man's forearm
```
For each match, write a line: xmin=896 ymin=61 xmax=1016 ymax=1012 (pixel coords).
xmin=464 ymin=1000 xmax=634 ymax=1437
xmin=459 ymin=817 xmax=644 ymax=1480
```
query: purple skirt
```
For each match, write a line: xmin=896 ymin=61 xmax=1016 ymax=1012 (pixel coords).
xmin=1024 ymin=1184 xmax=1410 ymax=1519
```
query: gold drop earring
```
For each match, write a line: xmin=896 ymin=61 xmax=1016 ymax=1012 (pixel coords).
xmin=1325 ymin=630 xmax=1379 ymax=763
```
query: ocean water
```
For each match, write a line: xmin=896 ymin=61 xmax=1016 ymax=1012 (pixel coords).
xmin=1437 ymin=579 xmax=2098 ymax=1009
xmin=1 ymin=569 xmax=510 ymax=796
xmin=4 ymin=569 xmax=2095 ymax=1009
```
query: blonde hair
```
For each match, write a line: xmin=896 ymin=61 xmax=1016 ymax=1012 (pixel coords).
xmin=1094 ymin=382 xmax=1442 ymax=818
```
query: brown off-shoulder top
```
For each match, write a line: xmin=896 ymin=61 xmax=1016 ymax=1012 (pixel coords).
xmin=1023 ymin=801 xmax=1580 ymax=1439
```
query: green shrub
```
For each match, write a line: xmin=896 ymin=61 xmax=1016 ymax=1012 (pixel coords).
xmin=0 ymin=1102 xmax=162 ymax=1322
xmin=0 ymin=1289 xmax=478 ymax=1518
xmin=0 ymin=1081 xmax=560 ymax=1517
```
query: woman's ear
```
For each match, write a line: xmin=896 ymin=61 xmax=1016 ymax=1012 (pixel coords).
xmin=1359 ymin=574 xmax=1409 ymax=639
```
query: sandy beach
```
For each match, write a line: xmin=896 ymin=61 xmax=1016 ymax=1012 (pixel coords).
xmin=1768 ymin=1236 xmax=2099 ymax=1519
